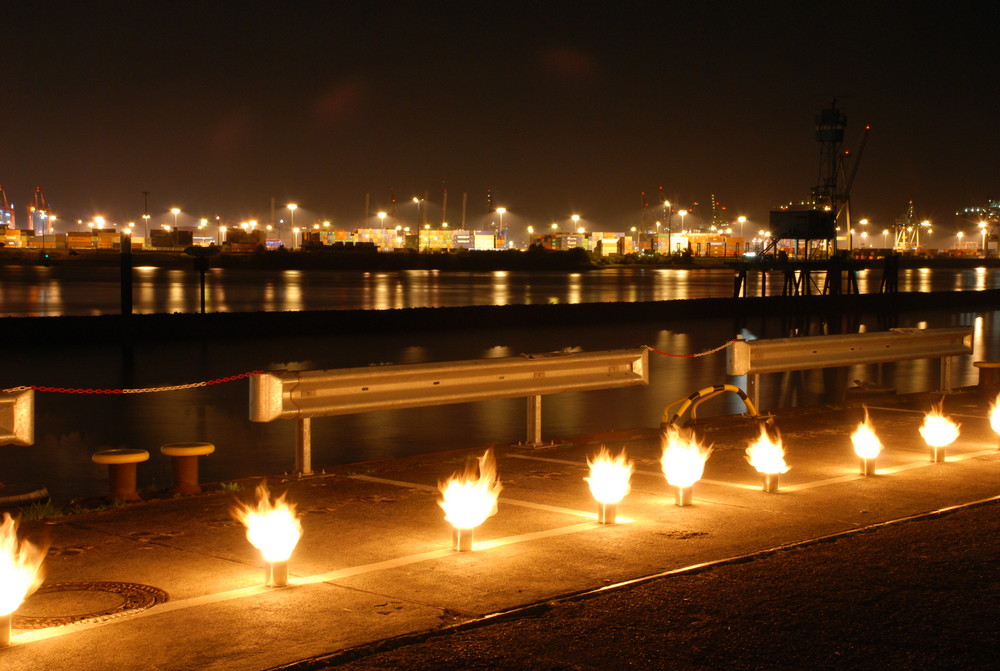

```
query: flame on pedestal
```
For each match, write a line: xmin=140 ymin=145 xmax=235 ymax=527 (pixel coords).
xmin=745 ymin=423 xmax=790 ymax=474
xmin=919 ymin=402 xmax=960 ymax=448
xmin=660 ymin=425 xmax=713 ymax=488
xmin=585 ymin=446 xmax=633 ymax=504
xmin=438 ymin=449 xmax=502 ymax=530
xmin=0 ymin=513 xmax=46 ymax=617
xmin=989 ymin=394 xmax=1000 ymax=436
xmin=232 ymin=482 xmax=302 ymax=563
xmin=851 ymin=408 xmax=883 ymax=460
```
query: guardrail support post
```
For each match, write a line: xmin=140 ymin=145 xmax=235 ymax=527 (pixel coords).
xmin=295 ymin=417 xmax=313 ymax=476
xmin=526 ymin=395 xmax=542 ymax=446
xmin=940 ymin=356 xmax=953 ymax=393
xmin=747 ymin=374 xmax=760 ymax=411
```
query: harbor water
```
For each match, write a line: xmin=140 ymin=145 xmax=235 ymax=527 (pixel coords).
xmin=1 ymin=265 xmax=998 ymax=501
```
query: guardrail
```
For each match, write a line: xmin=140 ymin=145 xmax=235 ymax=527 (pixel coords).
xmin=250 ymin=348 xmax=649 ymax=474
xmin=0 ymin=388 xmax=33 ymax=446
xmin=727 ymin=327 xmax=973 ymax=408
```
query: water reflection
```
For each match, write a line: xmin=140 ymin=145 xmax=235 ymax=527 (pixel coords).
xmin=1 ymin=266 xmax=998 ymax=317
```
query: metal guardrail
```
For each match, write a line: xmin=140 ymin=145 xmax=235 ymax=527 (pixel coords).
xmin=251 ymin=348 xmax=648 ymax=474
xmin=0 ymin=388 xmax=33 ymax=446
xmin=727 ymin=327 xmax=973 ymax=408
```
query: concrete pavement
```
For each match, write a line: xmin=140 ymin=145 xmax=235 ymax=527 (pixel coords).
xmin=4 ymin=390 xmax=999 ymax=670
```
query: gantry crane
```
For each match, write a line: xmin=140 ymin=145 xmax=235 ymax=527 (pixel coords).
xmin=0 ymin=185 xmax=14 ymax=229
xmin=27 ymin=186 xmax=49 ymax=235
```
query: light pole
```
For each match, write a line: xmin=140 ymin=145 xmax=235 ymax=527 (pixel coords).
xmin=171 ymin=207 xmax=180 ymax=231
xmin=287 ymin=203 xmax=297 ymax=246
xmin=956 ymin=230 xmax=964 ymax=250
xmin=678 ymin=209 xmax=687 ymax=234
xmin=882 ymin=229 xmax=889 ymax=249
xmin=980 ymin=221 xmax=988 ymax=256
xmin=377 ymin=211 xmax=387 ymax=228
xmin=571 ymin=214 xmax=580 ymax=233
xmin=496 ymin=207 xmax=506 ymax=232
xmin=219 ymin=225 xmax=227 ymax=245
xmin=413 ymin=197 xmax=423 ymax=227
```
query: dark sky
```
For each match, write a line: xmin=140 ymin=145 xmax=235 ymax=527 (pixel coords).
xmin=3 ymin=2 xmax=998 ymax=238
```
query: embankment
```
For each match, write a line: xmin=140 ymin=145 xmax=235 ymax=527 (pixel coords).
xmin=4 ymin=289 xmax=999 ymax=346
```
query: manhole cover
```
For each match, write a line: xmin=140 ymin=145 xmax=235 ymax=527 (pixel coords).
xmin=13 ymin=581 xmax=169 ymax=629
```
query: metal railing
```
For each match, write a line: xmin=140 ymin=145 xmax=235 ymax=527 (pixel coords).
xmin=251 ymin=348 xmax=649 ymax=474
xmin=0 ymin=388 xmax=33 ymax=446
xmin=727 ymin=327 xmax=973 ymax=408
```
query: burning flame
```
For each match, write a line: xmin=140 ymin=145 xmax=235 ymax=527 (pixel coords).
xmin=745 ymin=423 xmax=790 ymax=474
xmin=919 ymin=402 xmax=960 ymax=448
xmin=585 ymin=446 xmax=634 ymax=504
xmin=438 ymin=449 xmax=502 ymax=530
xmin=231 ymin=482 xmax=302 ymax=563
xmin=660 ymin=426 xmax=713 ymax=488
xmin=990 ymin=393 xmax=1000 ymax=436
xmin=0 ymin=513 xmax=46 ymax=617
xmin=851 ymin=409 xmax=883 ymax=460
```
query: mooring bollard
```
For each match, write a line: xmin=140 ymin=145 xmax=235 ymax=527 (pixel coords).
xmin=91 ymin=449 xmax=149 ymax=502
xmin=160 ymin=442 xmax=215 ymax=495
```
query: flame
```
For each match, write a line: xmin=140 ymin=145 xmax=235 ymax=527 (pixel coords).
xmin=918 ymin=402 xmax=960 ymax=448
xmin=745 ymin=423 xmax=790 ymax=474
xmin=990 ymin=393 xmax=1000 ymax=436
xmin=851 ymin=409 xmax=883 ymax=460
xmin=0 ymin=513 xmax=46 ymax=617
xmin=231 ymin=482 xmax=302 ymax=563
xmin=585 ymin=446 xmax=634 ymax=504
xmin=660 ymin=425 xmax=713 ymax=488
xmin=438 ymin=449 xmax=502 ymax=530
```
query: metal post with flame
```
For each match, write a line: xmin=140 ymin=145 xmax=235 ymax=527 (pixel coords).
xmin=851 ymin=408 xmax=883 ymax=476
xmin=990 ymin=393 xmax=1000 ymax=451
xmin=0 ymin=513 xmax=46 ymax=647
xmin=919 ymin=402 xmax=960 ymax=463
xmin=232 ymin=482 xmax=303 ymax=587
xmin=745 ymin=423 xmax=790 ymax=492
xmin=585 ymin=446 xmax=634 ymax=523
xmin=660 ymin=426 xmax=713 ymax=506
xmin=438 ymin=449 xmax=502 ymax=551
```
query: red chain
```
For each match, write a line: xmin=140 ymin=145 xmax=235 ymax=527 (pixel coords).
xmin=645 ymin=339 xmax=737 ymax=358
xmin=24 ymin=370 xmax=265 ymax=394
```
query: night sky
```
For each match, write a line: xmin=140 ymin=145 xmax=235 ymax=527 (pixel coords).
xmin=3 ymin=2 xmax=998 ymax=239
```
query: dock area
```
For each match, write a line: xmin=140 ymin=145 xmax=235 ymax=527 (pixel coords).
xmin=4 ymin=390 xmax=999 ymax=670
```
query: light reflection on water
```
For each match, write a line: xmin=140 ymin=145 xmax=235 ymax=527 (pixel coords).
xmin=1 ymin=265 xmax=999 ymax=317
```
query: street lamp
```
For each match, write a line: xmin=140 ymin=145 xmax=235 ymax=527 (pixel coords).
xmin=219 ymin=225 xmax=227 ymax=245
xmin=979 ymin=221 xmax=988 ymax=256
xmin=737 ymin=216 xmax=746 ymax=241
xmin=171 ymin=207 xmax=180 ymax=230
xmin=293 ymin=226 xmax=301 ymax=248
xmin=377 ymin=211 xmax=387 ymax=228
xmin=678 ymin=209 xmax=688 ymax=233
xmin=142 ymin=213 xmax=151 ymax=249
xmin=413 ymin=197 xmax=423 ymax=227
xmin=571 ymin=214 xmax=580 ymax=232
xmin=287 ymin=203 xmax=298 ymax=245
xmin=956 ymin=230 xmax=964 ymax=249
xmin=497 ymin=207 xmax=506 ymax=231
xmin=882 ymin=229 xmax=889 ymax=249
